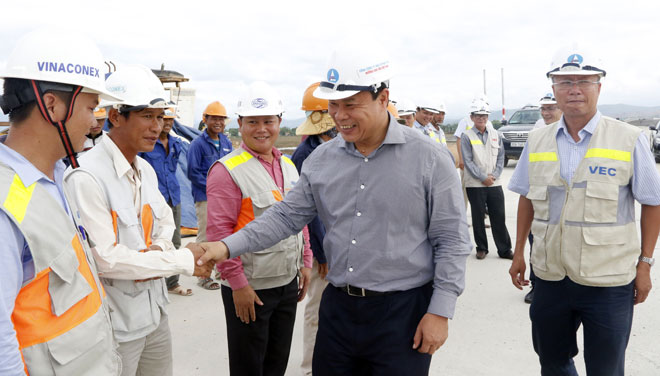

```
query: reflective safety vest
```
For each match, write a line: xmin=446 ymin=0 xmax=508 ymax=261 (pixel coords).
xmin=463 ymin=127 xmax=501 ymax=188
xmin=0 ymin=162 xmax=119 ymax=375
xmin=66 ymin=140 xmax=171 ymax=343
xmin=526 ymin=116 xmax=641 ymax=286
xmin=216 ymin=148 xmax=304 ymax=290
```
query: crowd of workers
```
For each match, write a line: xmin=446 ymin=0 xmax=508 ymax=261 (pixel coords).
xmin=1 ymin=27 xmax=659 ymax=376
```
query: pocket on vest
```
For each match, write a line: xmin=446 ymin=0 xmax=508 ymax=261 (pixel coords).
xmin=49 ymin=250 xmax=94 ymax=316
xmin=580 ymin=226 xmax=636 ymax=277
xmin=250 ymin=237 xmax=297 ymax=279
xmin=584 ymin=182 xmax=619 ymax=223
xmin=530 ymin=221 xmax=549 ymax=272
xmin=44 ymin=312 xmax=108 ymax=375
xmin=527 ymin=185 xmax=550 ymax=221
xmin=104 ymin=284 xmax=153 ymax=332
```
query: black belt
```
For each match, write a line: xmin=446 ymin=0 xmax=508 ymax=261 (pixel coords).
xmin=337 ymin=284 xmax=399 ymax=297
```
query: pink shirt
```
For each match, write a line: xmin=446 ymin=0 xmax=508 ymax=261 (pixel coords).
xmin=206 ymin=143 xmax=312 ymax=290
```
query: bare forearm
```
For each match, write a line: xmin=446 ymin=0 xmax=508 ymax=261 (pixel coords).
xmin=514 ymin=196 xmax=534 ymax=255
xmin=641 ymin=204 xmax=660 ymax=258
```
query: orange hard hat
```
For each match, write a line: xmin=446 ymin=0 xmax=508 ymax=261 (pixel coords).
xmin=387 ymin=102 xmax=399 ymax=119
xmin=203 ymin=101 xmax=228 ymax=117
xmin=163 ymin=108 xmax=177 ymax=119
xmin=93 ymin=107 xmax=107 ymax=119
xmin=301 ymin=82 xmax=328 ymax=111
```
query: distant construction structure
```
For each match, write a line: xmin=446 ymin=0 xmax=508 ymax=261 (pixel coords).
xmin=152 ymin=64 xmax=196 ymax=128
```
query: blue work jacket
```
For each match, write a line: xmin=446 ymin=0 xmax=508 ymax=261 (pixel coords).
xmin=291 ymin=135 xmax=327 ymax=264
xmin=139 ymin=134 xmax=182 ymax=207
xmin=187 ymin=131 xmax=233 ymax=202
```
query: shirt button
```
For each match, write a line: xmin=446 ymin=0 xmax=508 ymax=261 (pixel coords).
xmin=356 ymin=212 xmax=362 ymax=217
xmin=364 ymin=158 xmax=369 ymax=162
xmin=360 ymin=184 xmax=365 ymax=189
xmin=351 ymin=239 xmax=356 ymax=244
xmin=349 ymin=267 xmax=354 ymax=272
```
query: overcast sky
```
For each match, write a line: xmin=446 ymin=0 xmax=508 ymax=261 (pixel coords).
xmin=2 ymin=0 xmax=659 ymax=125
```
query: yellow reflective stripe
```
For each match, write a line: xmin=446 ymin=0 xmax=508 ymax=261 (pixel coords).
xmin=529 ymin=152 xmax=558 ymax=162
xmin=223 ymin=151 xmax=253 ymax=171
xmin=466 ymin=126 xmax=473 ymax=130
xmin=584 ymin=148 xmax=631 ymax=162
xmin=281 ymin=156 xmax=295 ymax=167
xmin=441 ymin=137 xmax=447 ymax=144
xmin=3 ymin=174 xmax=36 ymax=224
xmin=470 ymin=139 xmax=483 ymax=145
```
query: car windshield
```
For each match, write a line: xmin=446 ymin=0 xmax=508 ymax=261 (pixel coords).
xmin=508 ymin=110 xmax=541 ymax=124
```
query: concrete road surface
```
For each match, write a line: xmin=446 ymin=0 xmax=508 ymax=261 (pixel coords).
xmin=169 ymin=161 xmax=660 ymax=375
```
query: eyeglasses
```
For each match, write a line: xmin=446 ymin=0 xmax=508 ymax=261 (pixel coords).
xmin=552 ymin=80 xmax=600 ymax=90
xmin=472 ymin=114 xmax=488 ymax=119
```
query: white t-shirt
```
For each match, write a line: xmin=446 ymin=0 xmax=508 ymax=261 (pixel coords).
xmin=454 ymin=117 xmax=493 ymax=138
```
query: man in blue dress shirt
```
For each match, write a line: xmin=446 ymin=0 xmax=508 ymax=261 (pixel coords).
xmin=198 ymin=47 xmax=471 ymax=376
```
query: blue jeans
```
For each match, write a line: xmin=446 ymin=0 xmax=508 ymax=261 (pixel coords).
xmin=530 ymin=277 xmax=634 ymax=376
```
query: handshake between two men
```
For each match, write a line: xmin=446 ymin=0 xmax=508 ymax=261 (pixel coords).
xmin=185 ymin=241 xmax=231 ymax=278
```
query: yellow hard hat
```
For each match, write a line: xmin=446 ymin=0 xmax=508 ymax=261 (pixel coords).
xmin=94 ymin=107 xmax=107 ymax=119
xmin=296 ymin=111 xmax=336 ymax=136
xmin=203 ymin=101 xmax=228 ymax=117
xmin=387 ymin=102 xmax=399 ymax=119
xmin=301 ymin=82 xmax=328 ymax=111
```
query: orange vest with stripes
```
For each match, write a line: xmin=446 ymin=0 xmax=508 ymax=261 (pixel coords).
xmin=66 ymin=140 xmax=171 ymax=343
xmin=0 ymin=162 xmax=119 ymax=375
xmin=216 ymin=148 xmax=304 ymax=290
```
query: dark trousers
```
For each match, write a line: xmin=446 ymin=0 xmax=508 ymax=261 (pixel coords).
xmin=166 ymin=203 xmax=182 ymax=290
xmin=313 ymin=283 xmax=433 ymax=376
xmin=465 ymin=186 xmax=511 ymax=255
xmin=530 ymin=277 xmax=634 ymax=376
xmin=221 ymin=278 xmax=298 ymax=376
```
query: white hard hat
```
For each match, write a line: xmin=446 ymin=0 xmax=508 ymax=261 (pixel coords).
xmin=101 ymin=64 xmax=171 ymax=111
xmin=396 ymin=98 xmax=416 ymax=116
xmin=313 ymin=45 xmax=393 ymax=100
xmin=469 ymin=96 xmax=489 ymax=113
xmin=416 ymin=99 xmax=440 ymax=114
xmin=436 ymin=100 xmax=447 ymax=113
xmin=539 ymin=93 xmax=556 ymax=105
xmin=471 ymin=99 xmax=490 ymax=115
xmin=547 ymin=43 xmax=606 ymax=78
xmin=0 ymin=28 xmax=121 ymax=104
xmin=236 ymin=81 xmax=284 ymax=117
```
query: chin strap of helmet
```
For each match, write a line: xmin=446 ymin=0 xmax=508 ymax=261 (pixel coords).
xmin=30 ymin=80 xmax=83 ymax=168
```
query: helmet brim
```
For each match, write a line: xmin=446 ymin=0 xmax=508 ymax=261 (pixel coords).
xmin=313 ymin=86 xmax=361 ymax=100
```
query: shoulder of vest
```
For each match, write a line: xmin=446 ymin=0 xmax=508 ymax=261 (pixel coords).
xmin=280 ymin=154 xmax=296 ymax=168
xmin=598 ymin=116 xmax=642 ymax=135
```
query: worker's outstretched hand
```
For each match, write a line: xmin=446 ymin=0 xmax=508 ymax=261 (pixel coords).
xmin=186 ymin=243 xmax=214 ymax=278
xmin=197 ymin=241 xmax=230 ymax=266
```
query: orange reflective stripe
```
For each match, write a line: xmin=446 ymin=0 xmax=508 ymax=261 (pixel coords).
xmin=141 ymin=204 xmax=153 ymax=248
xmin=12 ymin=236 xmax=103 ymax=349
xmin=233 ymin=198 xmax=255 ymax=232
xmin=110 ymin=210 xmax=118 ymax=246
xmin=272 ymin=190 xmax=283 ymax=202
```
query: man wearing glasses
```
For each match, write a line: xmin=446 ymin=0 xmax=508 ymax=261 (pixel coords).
xmin=533 ymin=93 xmax=562 ymax=130
xmin=508 ymin=46 xmax=660 ymax=375
xmin=461 ymin=99 xmax=512 ymax=260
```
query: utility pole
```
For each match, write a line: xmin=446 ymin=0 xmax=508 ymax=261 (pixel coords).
xmin=483 ymin=69 xmax=487 ymax=96
xmin=501 ymin=67 xmax=506 ymax=122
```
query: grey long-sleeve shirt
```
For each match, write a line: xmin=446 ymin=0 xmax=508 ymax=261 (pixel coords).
xmin=223 ymin=116 xmax=471 ymax=318
xmin=461 ymin=127 xmax=505 ymax=182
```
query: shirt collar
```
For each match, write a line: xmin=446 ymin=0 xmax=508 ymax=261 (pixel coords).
xmin=0 ymin=141 xmax=64 ymax=188
xmin=556 ymin=111 xmax=601 ymax=141
xmin=339 ymin=114 xmax=406 ymax=151
xmin=240 ymin=142 xmax=282 ymax=162
xmin=102 ymin=135 xmax=135 ymax=179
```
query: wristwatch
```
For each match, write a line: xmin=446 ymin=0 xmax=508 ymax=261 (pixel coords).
xmin=639 ymin=256 xmax=655 ymax=267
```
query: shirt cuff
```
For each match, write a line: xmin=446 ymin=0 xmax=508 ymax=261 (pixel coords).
xmin=427 ymin=289 xmax=458 ymax=319
xmin=176 ymin=247 xmax=196 ymax=276
xmin=224 ymin=233 xmax=250 ymax=259
xmin=227 ymin=274 xmax=249 ymax=290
